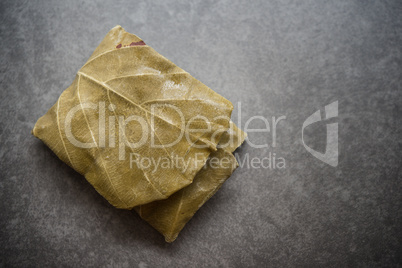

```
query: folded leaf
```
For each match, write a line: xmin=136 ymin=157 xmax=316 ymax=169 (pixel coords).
xmin=135 ymin=122 xmax=246 ymax=242
xmin=32 ymin=26 xmax=234 ymax=209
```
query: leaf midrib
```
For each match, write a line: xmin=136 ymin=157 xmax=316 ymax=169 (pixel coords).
xmin=77 ymin=71 xmax=217 ymax=150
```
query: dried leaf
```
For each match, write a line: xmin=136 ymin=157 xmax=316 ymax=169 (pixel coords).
xmin=32 ymin=26 xmax=234 ymax=209
xmin=135 ymin=122 xmax=246 ymax=242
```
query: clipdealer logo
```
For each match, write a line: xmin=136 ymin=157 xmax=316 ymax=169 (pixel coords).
xmin=62 ymin=101 xmax=339 ymax=169
xmin=302 ymin=101 xmax=338 ymax=167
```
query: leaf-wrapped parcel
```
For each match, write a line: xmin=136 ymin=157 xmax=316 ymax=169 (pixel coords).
xmin=32 ymin=25 xmax=246 ymax=241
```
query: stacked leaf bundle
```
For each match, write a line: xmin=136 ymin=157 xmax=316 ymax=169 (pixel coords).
xmin=32 ymin=26 xmax=246 ymax=242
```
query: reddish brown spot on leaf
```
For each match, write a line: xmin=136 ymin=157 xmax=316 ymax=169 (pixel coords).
xmin=116 ymin=44 xmax=122 ymax=49
xmin=130 ymin=41 xmax=146 ymax=46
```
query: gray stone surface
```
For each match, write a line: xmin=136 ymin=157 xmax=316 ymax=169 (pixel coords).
xmin=1 ymin=0 xmax=401 ymax=267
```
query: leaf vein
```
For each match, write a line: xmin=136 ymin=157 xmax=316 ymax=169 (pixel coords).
xmin=56 ymin=96 xmax=74 ymax=167
xmin=169 ymin=189 xmax=185 ymax=241
xmin=104 ymin=72 xmax=188 ymax=84
xmin=77 ymin=74 xmax=129 ymax=208
xmin=105 ymin=87 xmax=167 ymax=198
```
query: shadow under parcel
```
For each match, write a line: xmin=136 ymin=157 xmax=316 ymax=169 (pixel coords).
xmin=32 ymin=26 xmax=246 ymax=242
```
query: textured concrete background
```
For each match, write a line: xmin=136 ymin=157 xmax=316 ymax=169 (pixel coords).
xmin=1 ymin=0 xmax=401 ymax=267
